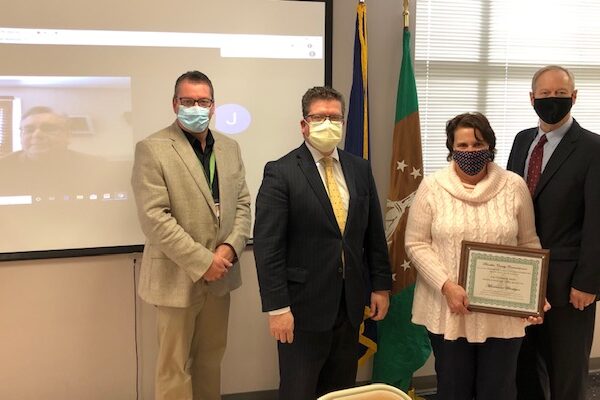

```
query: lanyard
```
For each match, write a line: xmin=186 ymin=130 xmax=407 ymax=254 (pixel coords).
xmin=208 ymin=151 xmax=216 ymax=188
xmin=208 ymin=151 xmax=219 ymax=220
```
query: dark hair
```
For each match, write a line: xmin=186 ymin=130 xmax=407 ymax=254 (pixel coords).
xmin=301 ymin=86 xmax=345 ymax=117
xmin=173 ymin=70 xmax=214 ymax=100
xmin=445 ymin=112 xmax=496 ymax=161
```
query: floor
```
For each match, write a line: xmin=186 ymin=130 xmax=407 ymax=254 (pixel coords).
xmin=588 ymin=371 xmax=600 ymax=399
xmin=420 ymin=371 xmax=600 ymax=399
xmin=222 ymin=371 xmax=600 ymax=399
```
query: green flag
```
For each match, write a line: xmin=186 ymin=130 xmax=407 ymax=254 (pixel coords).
xmin=372 ymin=27 xmax=431 ymax=392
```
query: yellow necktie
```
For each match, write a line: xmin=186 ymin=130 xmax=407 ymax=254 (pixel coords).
xmin=322 ymin=157 xmax=347 ymax=233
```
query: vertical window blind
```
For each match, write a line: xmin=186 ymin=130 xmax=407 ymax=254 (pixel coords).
xmin=0 ymin=96 xmax=19 ymax=157
xmin=414 ymin=0 xmax=600 ymax=174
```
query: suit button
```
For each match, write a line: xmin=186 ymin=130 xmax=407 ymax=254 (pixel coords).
xmin=338 ymin=267 xmax=343 ymax=273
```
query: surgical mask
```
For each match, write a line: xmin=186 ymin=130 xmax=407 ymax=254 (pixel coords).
xmin=452 ymin=149 xmax=492 ymax=176
xmin=533 ymin=97 xmax=573 ymax=125
xmin=177 ymin=105 xmax=210 ymax=133
xmin=307 ymin=120 xmax=343 ymax=153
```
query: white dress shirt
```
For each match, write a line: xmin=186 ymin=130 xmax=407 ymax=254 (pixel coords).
xmin=305 ymin=141 xmax=350 ymax=211
xmin=524 ymin=116 xmax=572 ymax=179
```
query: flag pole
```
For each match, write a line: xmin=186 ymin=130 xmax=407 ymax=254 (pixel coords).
xmin=403 ymin=0 xmax=409 ymax=29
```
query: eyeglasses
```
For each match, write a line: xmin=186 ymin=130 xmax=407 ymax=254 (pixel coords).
xmin=21 ymin=123 xmax=64 ymax=135
xmin=304 ymin=114 xmax=344 ymax=123
xmin=178 ymin=97 xmax=214 ymax=107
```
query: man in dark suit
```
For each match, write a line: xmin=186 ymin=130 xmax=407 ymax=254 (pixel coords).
xmin=507 ymin=65 xmax=600 ymax=400
xmin=254 ymin=86 xmax=392 ymax=400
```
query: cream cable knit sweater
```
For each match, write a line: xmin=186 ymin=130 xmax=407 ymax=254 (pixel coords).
xmin=406 ymin=161 xmax=541 ymax=342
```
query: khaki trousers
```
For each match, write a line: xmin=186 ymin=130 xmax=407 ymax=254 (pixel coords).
xmin=155 ymin=292 xmax=230 ymax=400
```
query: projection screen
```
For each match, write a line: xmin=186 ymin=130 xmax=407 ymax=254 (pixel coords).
xmin=0 ymin=0 xmax=329 ymax=258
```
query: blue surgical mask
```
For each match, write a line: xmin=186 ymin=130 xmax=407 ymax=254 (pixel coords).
xmin=177 ymin=105 xmax=210 ymax=133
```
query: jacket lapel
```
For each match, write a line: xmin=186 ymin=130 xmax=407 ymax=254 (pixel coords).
xmin=296 ymin=143 xmax=340 ymax=233
xmin=169 ymin=124 xmax=217 ymax=217
xmin=516 ymin=129 xmax=537 ymax=176
xmin=213 ymin=137 xmax=232 ymax=219
xmin=534 ymin=121 xmax=581 ymax=199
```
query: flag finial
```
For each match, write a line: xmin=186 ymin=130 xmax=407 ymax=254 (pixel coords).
xmin=403 ymin=0 xmax=410 ymax=29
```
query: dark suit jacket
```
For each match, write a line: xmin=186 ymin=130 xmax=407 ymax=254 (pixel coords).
xmin=507 ymin=119 xmax=600 ymax=306
xmin=254 ymin=143 xmax=392 ymax=332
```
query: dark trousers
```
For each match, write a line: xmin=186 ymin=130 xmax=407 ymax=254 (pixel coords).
xmin=516 ymin=304 xmax=595 ymax=400
xmin=277 ymin=295 xmax=359 ymax=400
xmin=428 ymin=332 xmax=522 ymax=400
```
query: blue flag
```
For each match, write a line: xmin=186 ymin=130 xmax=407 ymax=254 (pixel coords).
xmin=344 ymin=1 xmax=369 ymax=160
xmin=343 ymin=1 xmax=375 ymax=366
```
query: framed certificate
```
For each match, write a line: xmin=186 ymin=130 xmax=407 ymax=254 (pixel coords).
xmin=458 ymin=241 xmax=549 ymax=318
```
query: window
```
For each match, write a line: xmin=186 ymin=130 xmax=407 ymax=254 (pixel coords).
xmin=415 ymin=0 xmax=600 ymax=174
xmin=0 ymin=96 xmax=21 ymax=156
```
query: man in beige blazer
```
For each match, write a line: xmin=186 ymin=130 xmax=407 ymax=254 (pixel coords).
xmin=131 ymin=71 xmax=251 ymax=400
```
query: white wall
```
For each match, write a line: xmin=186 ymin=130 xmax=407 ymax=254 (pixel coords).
xmin=0 ymin=255 xmax=138 ymax=399
xmin=1 ymin=1 xmax=599 ymax=398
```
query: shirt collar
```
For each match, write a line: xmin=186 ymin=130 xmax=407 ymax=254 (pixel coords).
xmin=183 ymin=129 xmax=215 ymax=152
xmin=305 ymin=140 xmax=340 ymax=163
xmin=536 ymin=116 xmax=572 ymax=143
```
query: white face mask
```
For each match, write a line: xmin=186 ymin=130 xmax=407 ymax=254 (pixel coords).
xmin=307 ymin=120 xmax=343 ymax=153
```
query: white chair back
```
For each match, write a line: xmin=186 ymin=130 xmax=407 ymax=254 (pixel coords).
xmin=317 ymin=383 xmax=413 ymax=400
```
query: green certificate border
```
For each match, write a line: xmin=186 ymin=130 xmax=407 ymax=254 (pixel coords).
xmin=466 ymin=251 xmax=540 ymax=311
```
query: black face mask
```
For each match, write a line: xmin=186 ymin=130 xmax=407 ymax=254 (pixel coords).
xmin=533 ymin=97 xmax=573 ymax=125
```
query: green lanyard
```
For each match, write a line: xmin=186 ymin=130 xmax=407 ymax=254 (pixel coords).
xmin=208 ymin=151 xmax=216 ymax=188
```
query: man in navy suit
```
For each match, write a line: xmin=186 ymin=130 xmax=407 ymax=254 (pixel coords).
xmin=254 ymin=86 xmax=392 ymax=400
xmin=507 ymin=65 xmax=600 ymax=400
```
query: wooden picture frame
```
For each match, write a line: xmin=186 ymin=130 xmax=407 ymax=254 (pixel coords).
xmin=458 ymin=241 xmax=549 ymax=318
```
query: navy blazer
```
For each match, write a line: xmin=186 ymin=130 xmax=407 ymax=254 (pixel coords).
xmin=254 ymin=143 xmax=392 ymax=331
xmin=507 ymin=119 xmax=600 ymax=306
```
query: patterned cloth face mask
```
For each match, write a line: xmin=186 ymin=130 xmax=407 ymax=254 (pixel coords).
xmin=452 ymin=149 xmax=493 ymax=176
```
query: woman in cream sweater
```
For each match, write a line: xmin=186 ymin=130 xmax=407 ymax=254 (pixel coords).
xmin=406 ymin=112 xmax=544 ymax=400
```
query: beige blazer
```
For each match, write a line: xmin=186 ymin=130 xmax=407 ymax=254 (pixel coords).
xmin=131 ymin=122 xmax=251 ymax=307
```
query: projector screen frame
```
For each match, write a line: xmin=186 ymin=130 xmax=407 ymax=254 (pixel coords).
xmin=0 ymin=0 xmax=333 ymax=262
